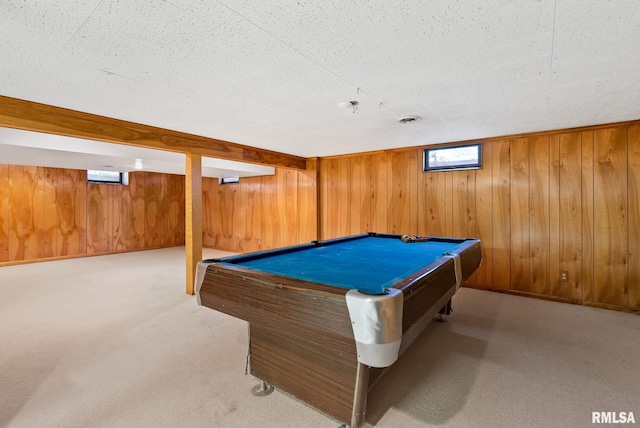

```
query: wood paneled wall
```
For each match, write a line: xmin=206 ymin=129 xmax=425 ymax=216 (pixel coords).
xmin=316 ymin=123 xmax=640 ymax=312
xmin=0 ymin=166 xmax=185 ymax=264
xmin=5 ymin=121 xmax=636 ymax=312
xmin=202 ymin=164 xmax=318 ymax=253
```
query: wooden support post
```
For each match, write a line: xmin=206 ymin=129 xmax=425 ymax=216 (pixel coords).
xmin=296 ymin=157 xmax=320 ymax=243
xmin=185 ymin=153 xmax=202 ymax=294
xmin=309 ymin=157 xmax=322 ymax=241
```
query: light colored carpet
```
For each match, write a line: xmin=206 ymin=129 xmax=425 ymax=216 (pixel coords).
xmin=1 ymin=247 xmax=638 ymax=428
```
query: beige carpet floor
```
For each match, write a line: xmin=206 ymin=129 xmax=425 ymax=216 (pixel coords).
xmin=1 ymin=247 xmax=638 ymax=428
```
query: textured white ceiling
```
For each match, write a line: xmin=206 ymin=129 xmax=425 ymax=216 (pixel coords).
xmin=1 ymin=0 xmax=639 ymax=162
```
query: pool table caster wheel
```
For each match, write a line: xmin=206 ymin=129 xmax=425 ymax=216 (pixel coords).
xmin=434 ymin=313 xmax=447 ymax=323
xmin=251 ymin=380 xmax=274 ymax=397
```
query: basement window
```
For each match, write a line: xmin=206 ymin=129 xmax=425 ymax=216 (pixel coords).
xmin=219 ymin=176 xmax=239 ymax=185
xmin=423 ymin=143 xmax=482 ymax=172
xmin=87 ymin=170 xmax=127 ymax=184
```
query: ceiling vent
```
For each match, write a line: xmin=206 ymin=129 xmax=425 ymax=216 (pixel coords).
xmin=398 ymin=116 xmax=421 ymax=124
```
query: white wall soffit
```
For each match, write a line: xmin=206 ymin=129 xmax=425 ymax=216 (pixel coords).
xmin=0 ymin=127 xmax=274 ymax=179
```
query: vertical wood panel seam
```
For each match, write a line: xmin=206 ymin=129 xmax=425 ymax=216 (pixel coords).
xmin=624 ymin=128 xmax=629 ymax=307
xmin=591 ymin=135 xmax=595 ymax=302
xmin=580 ymin=135 xmax=583 ymax=301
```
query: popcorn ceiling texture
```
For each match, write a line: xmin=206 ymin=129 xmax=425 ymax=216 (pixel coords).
xmin=1 ymin=1 xmax=639 ymax=158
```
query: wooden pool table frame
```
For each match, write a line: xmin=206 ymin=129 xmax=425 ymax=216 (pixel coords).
xmin=197 ymin=233 xmax=482 ymax=427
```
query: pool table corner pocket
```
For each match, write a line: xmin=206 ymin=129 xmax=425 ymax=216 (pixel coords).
xmin=345 ymin=288 xmax=403 ymax=368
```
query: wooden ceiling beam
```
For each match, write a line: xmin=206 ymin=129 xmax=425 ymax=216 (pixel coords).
xmin=0 ymin=95 xmax=307 ymax=170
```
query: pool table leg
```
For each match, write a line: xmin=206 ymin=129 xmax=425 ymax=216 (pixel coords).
xmin=434 ymin=299 xmax=453 ymax=322
xmin=251 ymin=380 xmax=274 ymax=397
xmin=350 ymin=362 xmax=370 ymax=428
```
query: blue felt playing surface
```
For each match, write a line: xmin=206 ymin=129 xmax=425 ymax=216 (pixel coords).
xmin=221 ymin=236 xmax=461 ymax=294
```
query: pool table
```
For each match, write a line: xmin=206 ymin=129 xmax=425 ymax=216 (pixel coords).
xmin=196 ymin=233 xmax=482 ymax=428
